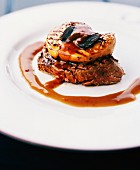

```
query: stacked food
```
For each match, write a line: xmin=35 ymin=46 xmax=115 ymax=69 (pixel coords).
xmin=38 ymin=22 xmax=124 ymax=86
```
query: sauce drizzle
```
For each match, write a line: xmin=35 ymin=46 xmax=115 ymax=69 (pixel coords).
xmin=19 ymin=42 xmax=140 ymax=107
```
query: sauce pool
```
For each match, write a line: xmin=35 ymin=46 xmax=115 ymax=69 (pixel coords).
xmin=19 ymin=42 xmax=140 ymax=107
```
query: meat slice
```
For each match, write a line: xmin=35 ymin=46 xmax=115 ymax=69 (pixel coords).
xmin=37 ymin=49 xmax=124 ymax=86
xmin=46 ymin=21 xmax=116 ymax=63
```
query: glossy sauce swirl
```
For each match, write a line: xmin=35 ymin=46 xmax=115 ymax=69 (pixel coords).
xmin=19 ymin=42 xmax=140 ymax=107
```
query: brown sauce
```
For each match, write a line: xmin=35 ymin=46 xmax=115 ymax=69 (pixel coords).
xmin=59 ymin=42 xmax=79 ymax=56
xmin=59 ymin=24 xmax=94 ymax=57
xmin=19 ymin=42 xmax=140 ymax=107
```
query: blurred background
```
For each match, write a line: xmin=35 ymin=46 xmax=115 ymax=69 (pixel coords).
xmin=0 ymin=0 xmax=140 ymax=16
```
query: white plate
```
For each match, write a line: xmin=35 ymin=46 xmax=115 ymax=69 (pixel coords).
xmin=0 ymin=1 xmax=140 ymax=151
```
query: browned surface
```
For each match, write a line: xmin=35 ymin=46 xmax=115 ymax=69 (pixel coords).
xmin=38 ymin=48 xmax=124 ymax=86
xmin=46 ymin=22 xmax=116 ymax=62
xmin=19 ymin=42 xmax=140 ymax=107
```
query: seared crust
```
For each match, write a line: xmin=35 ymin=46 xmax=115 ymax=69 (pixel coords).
xmin=38 ymin=49 xmax=124 ymax=86
xmin=46 ymin=22 xmax=116 ymax=62
xmin=58 ymin=33 xmax=116 ymax=63
xmin=38 ymin=22 xmax=124 ymax=86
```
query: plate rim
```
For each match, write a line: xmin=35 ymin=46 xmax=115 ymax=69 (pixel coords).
xmin=0 ymin=1 xmax=140 ymax=151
